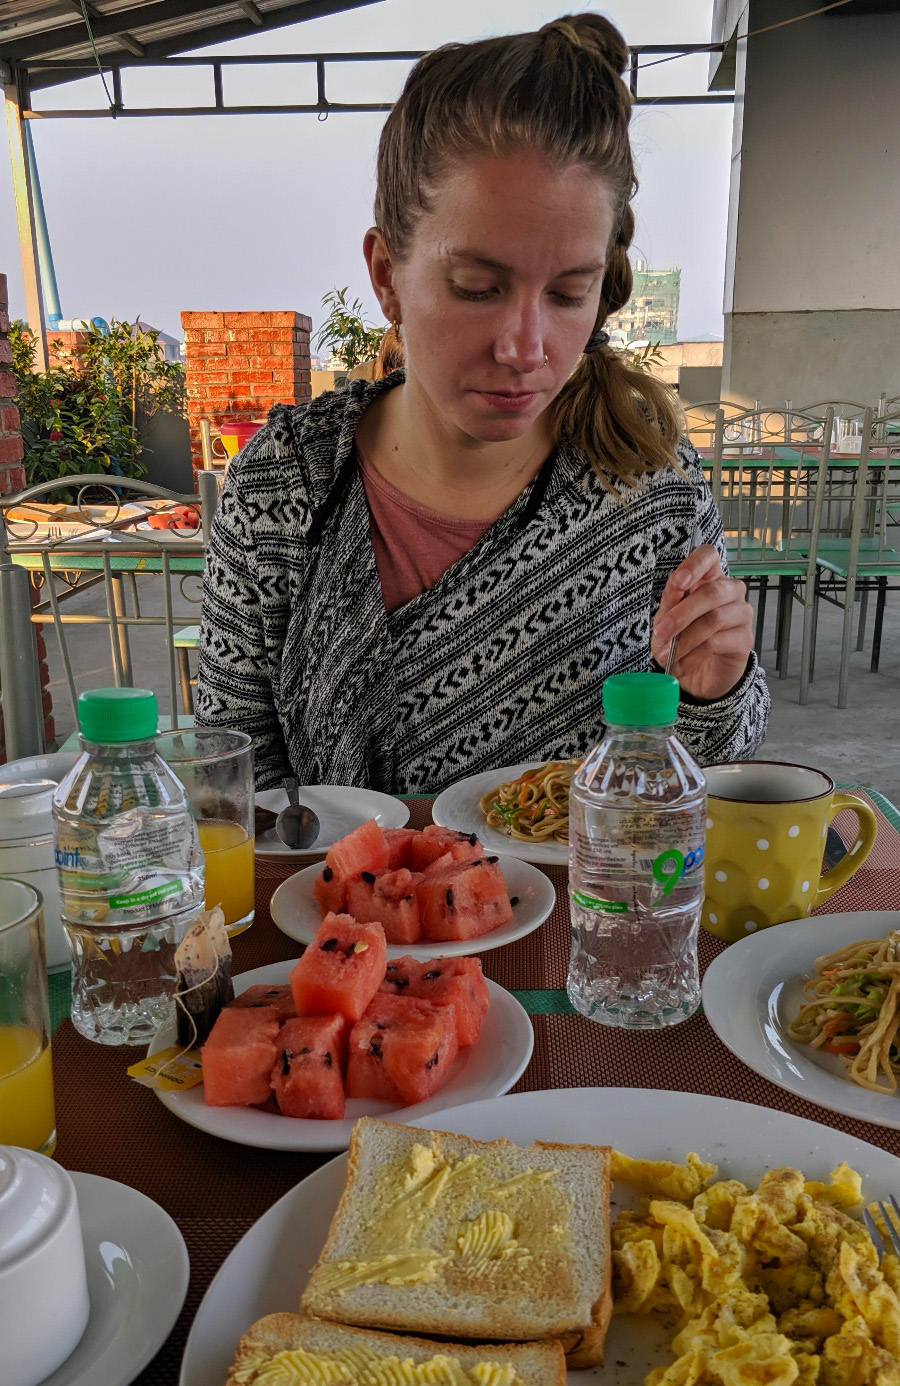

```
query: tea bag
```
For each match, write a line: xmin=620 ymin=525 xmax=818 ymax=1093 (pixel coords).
xmin=174 ymin=906 xmax=234 ymax=1048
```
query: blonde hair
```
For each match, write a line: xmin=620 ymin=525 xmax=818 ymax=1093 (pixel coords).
xmin=373 ymin=324 xmax=404 ymax=379
xmin=374 ymin=13 xmax=682 ymax=485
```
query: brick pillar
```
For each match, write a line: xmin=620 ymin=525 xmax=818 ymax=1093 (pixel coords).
xmin=0 ymin=274 xmax=55 ymax=759
xmin=181 ymin=310 xmax=312 ymax=472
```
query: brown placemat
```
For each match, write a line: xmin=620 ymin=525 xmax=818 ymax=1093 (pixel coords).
xmin=49 ymin=792 xmax=900 ymax=1386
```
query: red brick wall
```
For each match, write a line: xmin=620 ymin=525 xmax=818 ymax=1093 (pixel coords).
xmin=0 ymin=275 xmax=55 ymax=759
xmin=181 ymin=310 xmax=312 ymax=471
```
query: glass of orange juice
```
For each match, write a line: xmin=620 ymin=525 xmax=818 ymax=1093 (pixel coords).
xmin=0 ymin=879 xmax=56 ymax=1154
xmin=156 ymin=730 xmax=255 ymax=937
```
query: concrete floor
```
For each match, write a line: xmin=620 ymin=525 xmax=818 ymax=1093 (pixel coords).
xmin=36 ymin=570 xmax=900 ymax=807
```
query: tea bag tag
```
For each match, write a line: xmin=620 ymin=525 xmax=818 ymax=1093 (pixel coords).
xmin=127 ymin=1046 xmax=204 ymax=1091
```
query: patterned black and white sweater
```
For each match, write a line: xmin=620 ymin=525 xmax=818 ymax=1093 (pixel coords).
xmin=195 ymin=374 xmax=770 ymax=793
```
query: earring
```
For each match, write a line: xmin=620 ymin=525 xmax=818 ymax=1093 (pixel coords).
xmin=392 ymin=320 xmax=402 ymax=341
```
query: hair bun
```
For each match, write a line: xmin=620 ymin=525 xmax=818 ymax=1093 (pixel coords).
xmin=539 ymin=13 xmax=629 ymax=77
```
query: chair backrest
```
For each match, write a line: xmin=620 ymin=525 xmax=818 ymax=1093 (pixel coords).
xmin=683 ymin=398 xmax=758 ymax=455
xmin=0 ymin=473 xmax=218 ymax=750
xmin=854 ymin=409 xmax=900 ymax=565
xmin=710 ymin=406 xmax=835 ymax=569
xmin=199 ymin=419 xmax=230 ymax=472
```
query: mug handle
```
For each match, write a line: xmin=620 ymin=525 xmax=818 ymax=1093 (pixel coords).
xmin=814 ymin=791 xmax=878 ymax=907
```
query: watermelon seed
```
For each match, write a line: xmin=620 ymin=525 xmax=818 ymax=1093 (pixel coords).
xmin=403 ymin=894 xmax=414 ymax=902
xmin=375 ymin=1022 xmax=387 ymax=1029
xmin=324 ymin=1051 xmax=333 ymax=1068
xmin=487 ymin=855 xmax=500 ymax=863
xmin=322 ymin=867 xmax=334 ymax=882
xmin=369 ymin=1039 xmax=383 ymax=1058
xmin=361 ymin=871 xmax=376 ymax=883
xmin=445 ymin=889 xmax=454 ymax=907
xmin=424 ymin=1051 xmax=440 ymax=1070
xmin=298 ymin=1047 xmax=311 ymax=1054
xmin=281 ymin=1050 xmax=293 ymax=1075
xmin=510 ymin=896 xmax=520 ymax=906
xmin=321 ymin=937 xmax=339 ymax=951
xmin=423 ymin=970 xmax=442 ymax=980
xmin=468 ymin=833 xmax=478 ymax=845
xmin=352 ymin=941 xmax=369 ymax=954
xmin=392 ymin=978 xmax=409 ymax=989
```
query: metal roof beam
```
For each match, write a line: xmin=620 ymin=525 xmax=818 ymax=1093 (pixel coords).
xmin=1 ymin=0 xmax=383 ymax=63
xmin=239 ymin=1 xmax=265 ymax=25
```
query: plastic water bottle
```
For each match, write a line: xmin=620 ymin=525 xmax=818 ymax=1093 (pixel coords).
xmin=567 ymin=672 xmax=706 ymax=1029
xmin=53 ymin=688 xmax=205 ymax=1046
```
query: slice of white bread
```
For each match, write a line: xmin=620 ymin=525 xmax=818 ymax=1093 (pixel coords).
xmin=301 ymin=1117 xmax=612 ymax=1347
xmin=225 ymin=1313 xmax=567 ymax=1385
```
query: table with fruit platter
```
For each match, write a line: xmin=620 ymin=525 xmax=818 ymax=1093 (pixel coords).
xmin=38 ymin=782 xmax=900 ymax=1386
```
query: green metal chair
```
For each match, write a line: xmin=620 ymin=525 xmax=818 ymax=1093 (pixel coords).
xmin=811 ymin=409 xmax=900 ymax=708
xmin=709 ymin=405 xmax=835 ymax=702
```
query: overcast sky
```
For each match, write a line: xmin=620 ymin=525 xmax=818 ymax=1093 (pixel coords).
xmin=0 ymin=1 xmax=731 ymax=344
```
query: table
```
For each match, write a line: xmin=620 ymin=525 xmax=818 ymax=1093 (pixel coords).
xmin=46 ymin=790 xmax=900 ymax=1386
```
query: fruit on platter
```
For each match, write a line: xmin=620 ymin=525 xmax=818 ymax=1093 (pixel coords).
xmin=313 ymin=819 xmax=515 ymax=944
xmin=198 ymin=922 xmax=491 ymax=1120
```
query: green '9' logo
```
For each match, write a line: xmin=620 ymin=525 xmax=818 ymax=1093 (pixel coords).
xmin=653 ymin=849 xmax=684 ymax=897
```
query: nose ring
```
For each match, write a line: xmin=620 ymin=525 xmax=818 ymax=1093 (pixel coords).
xmin=543 ymin=354 xmax=548 ymax=366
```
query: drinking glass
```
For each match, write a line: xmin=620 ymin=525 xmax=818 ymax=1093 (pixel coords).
xmin=156 ymin=730 xmax=255 ymax=937
xmin=0 ymin=880 xmax=56 ymax=1154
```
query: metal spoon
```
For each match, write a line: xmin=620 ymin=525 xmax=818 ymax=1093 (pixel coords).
xmin=664 ymin=518 xmax=704 ymax=675
xmin=275 ymin=776 xmax=320 ymax=850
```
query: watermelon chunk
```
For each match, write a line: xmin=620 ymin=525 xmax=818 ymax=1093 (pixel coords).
xmin=408 ymin=825 xmax=484 ymax=871
xmin=202 ymin=1005 xmax=280 ymax=1107
xmin=290 ymin=915 xmax=388 ymax=1022
xmin=313 ymin=865 xmax=346 ymax=915
xmin=272 ymin=1015 xmax=348 ymax=1119
xmin=415 ymin=857 xmax=513 ymax=942
xmin=382 ymin=955 xmax=490 ymax=1047
xmin=313 ymin=818 xmax=391 ymax=915
xmin=345 ymin=868 xmax=421 ymax=944
xmin=346 ymin=994 xmax=458 ymax=1106
xmin=230 ymin=984 xmax=297 ymax=1023
xmin=384 ymin=828 xmax=419 ymax=870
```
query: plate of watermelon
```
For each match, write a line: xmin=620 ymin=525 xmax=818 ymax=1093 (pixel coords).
xmin=254 ymin=785 xmax=410 ymax=860
xmin=269 ymin=820 xmax=556 ymax=960
xmin=148 ymin=955 xmax=532 ymax=1152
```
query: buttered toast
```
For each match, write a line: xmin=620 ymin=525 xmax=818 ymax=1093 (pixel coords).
xmin=225 ymin=1314 xmax=567 ymax=1385
xmin=301 ymin=1117 xmax=612 ymax=1350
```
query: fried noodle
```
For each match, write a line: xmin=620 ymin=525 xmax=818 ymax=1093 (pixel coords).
xmin=788 ymin=929 xmax=900 ymax=1094
xmin=479 ymin=760 xmax=581 ymax=844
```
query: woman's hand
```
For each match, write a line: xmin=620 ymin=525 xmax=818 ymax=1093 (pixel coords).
xmin=651 ymin=545 xmax=754 ymax=701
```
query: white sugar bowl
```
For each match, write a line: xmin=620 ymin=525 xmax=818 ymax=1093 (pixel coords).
xmin=0 ymin=1145 xmax=90 ymax=1386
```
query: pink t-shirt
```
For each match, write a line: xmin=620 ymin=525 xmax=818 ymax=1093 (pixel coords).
xmin=358 ymin=448 xmax=495 ymax=615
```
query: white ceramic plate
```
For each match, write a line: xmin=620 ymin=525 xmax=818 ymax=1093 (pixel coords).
xmin=431 ymin=762 xmax=570 ymax=866
xmin=44 ymin=1171 xmax=188 ymax=1386
xmin=180 ymin=1084 xmax=900 ymax=1386
xmin=703 ymin=909 xmax=900 ymax=1130
xmin=149 ymin=960 xmax=533 ymax=1152
xmin=255 ymin=785 xmax=411 ymax=860
xmin=270 ymin=856 xmax=556 ymax=960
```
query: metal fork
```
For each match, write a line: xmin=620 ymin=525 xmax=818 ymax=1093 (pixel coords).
xmin=863 ymin=1197 xmax=900 ymax=1260
xmin=664 ymin=517 xmax=704 ymax=675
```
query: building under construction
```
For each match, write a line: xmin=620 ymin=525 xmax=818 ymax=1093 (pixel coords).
xmin=606 ymin=261 xmax=681 ymax=346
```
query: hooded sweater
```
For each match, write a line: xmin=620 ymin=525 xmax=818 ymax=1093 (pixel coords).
xmin=195 ymin=375 xmax=769 ymax=792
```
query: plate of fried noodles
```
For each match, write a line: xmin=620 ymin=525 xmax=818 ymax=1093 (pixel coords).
xmin=431 ymin=760 xmax=581 ymax=865
xmin=703 ymin=908 xmax=900 ymax=1130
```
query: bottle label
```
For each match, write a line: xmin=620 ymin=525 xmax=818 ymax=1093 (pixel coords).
xmin=109 ymin=879 xmax=184 ymax=910
xmin=572 ymin=889 xmax=629 ymax=914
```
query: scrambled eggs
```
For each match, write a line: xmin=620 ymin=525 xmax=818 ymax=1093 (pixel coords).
xmin=611 ymin=1151 xmax=900 ymax=1386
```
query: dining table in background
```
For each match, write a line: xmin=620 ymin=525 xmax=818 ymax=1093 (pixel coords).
xmin=45 ymin=785 xmax=900 ymax=1386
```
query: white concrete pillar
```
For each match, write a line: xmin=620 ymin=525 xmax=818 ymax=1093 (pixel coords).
xmin=713 ymin=0 xmax=900 ymax=406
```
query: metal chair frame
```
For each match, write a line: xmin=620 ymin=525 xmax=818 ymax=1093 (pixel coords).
xmin=0 ymin=472 xmax=217 ymax=757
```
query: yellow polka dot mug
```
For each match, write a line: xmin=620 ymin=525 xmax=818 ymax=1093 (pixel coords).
xmin=702 ymin=761 xmax=877 ymax=942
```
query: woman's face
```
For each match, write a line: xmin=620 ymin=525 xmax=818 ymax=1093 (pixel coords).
xmin=375 ymin=150 xmax=617 ymax=446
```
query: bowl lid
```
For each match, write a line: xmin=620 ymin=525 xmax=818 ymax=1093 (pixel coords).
xmin=0 ymin=1146 xmax=78 ymax=1270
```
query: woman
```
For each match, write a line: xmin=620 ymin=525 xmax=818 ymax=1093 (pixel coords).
xmin=196 ymin=14 xmax=769 ymax=793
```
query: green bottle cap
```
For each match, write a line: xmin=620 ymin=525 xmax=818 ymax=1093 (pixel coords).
xmin=602 ymin=672 xmax=680 ymax=727
xmin=77 ymin=688 xmax=159 ymax=743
